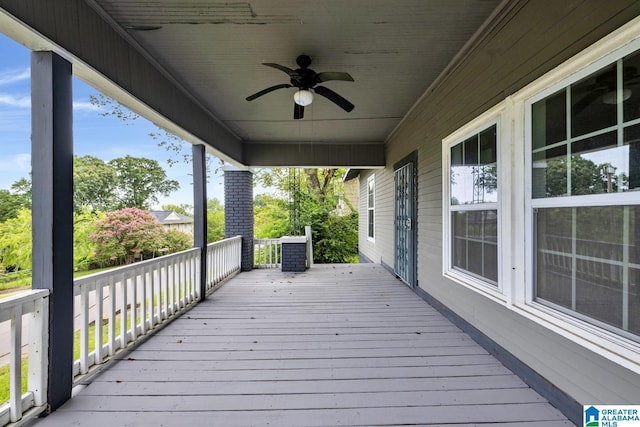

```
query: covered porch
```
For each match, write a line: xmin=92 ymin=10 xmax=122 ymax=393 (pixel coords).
xmin=29 ymin=264 xmax=570 ymax=426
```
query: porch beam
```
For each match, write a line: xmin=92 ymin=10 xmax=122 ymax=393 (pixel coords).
xmin=31 ymin=51 xmax=74 ymax=411
xmin=242 ymin=143 xmax=385 ymax=167
xmin=192 ymin=144 xmax=208 ymax=300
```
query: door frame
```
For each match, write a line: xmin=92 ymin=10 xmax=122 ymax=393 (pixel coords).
xmin=393 ymin=151 xmax=418 ymax=288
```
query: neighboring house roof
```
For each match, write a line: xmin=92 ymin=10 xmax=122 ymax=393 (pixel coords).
xmin=148 ymin=210 xmax=194 ymax=225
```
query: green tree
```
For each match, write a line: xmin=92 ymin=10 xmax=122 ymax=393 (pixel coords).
xmin=10 ymin=178 xmax=32 ymax=200
xmin=109 ymin=155 xmax=180 ymax=209
xmin=74 ymin=155 xmax=117 ymax=212
xmin=10 ymin=154 xmax=178 ymax=213
xmin=0 ymin=189 xmax=30 ymax=222
xmin=73 ymin=208 xmax=105 ymax=270
xmin=255 ymin=168 xmax=358 ymax=263
xmin=254 ymin=194 xmax=289 ymax=238
xmin=163 ymin=229 xmax=192 ymax=253
xmin=0 ymin=209 xmax=32 ymax=271
xmin=207 ymin=198 xmax=225 ymax=243
xmin=295 ymin=189 xmax=358 ymax=263
xmin=544 ymin=156 xmax=608 ymax=197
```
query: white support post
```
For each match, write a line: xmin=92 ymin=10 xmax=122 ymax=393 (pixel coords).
xmin=29 ymin=294 xmax=49 ymax=407
xmin=305 ymin=225 xmax=314 ymax=268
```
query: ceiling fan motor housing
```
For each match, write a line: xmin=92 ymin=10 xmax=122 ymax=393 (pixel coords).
xmin=296 ymin=54 xmax=313 ymax=68
xmin=290 ymin=68 xmax=317 ymax=89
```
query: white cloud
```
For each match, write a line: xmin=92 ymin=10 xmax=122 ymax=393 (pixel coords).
xmin=0 ymin=68 xmax=29 ymax=86
xmin=0 ymin=96 xmax=104 ymax=111
xmin=0 ymin=153 xmax=31 ymax=186
xmin=0 ymin=93 xmax=30 ymax=108
xmin=73 ymin=101 xmax=101 ymax=111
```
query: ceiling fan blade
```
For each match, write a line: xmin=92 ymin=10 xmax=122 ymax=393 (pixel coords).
xmin=316 ymin=71 xmax=354 ymax=83
xmin=572 ymin=91 xmax=603 ymax=115
xmin=294 ymin=103 xmax=304 ymax=120
xmin=246 ymin=84 xmax=292 ymax=101
xmin=263 ymin=63 xmax=295 ymax=75
xmin=314 ymin=86 xmax=355 ymax=112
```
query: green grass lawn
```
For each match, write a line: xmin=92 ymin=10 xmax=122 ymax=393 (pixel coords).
xmin=0 ymin=357 xmax=28 ymax=403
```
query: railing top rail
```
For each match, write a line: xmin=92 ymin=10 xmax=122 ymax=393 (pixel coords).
xmin=0 ymin=289 xmax=49 ymax=311
xmin=73 ymin=247 xmax=200 ymax=287
xmin=0 ymin=289 xmax=49 ymax=323
xmin=207 ymin=235 xmax=242 ymax=249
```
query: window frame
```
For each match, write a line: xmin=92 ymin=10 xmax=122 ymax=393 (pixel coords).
xmin=367 ymin=174 xmax=375 ymax=242
xmin=514 ymin=19 xmax=640 ymax=355
xmin=442 ymin=105 xmax=507 ymax=300
xmin=437 ymin=16 xmax=640 ymax=373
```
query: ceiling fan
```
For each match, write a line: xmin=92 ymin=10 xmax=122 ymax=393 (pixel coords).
xmin=246 ymin=54 xmax=355 ymax=119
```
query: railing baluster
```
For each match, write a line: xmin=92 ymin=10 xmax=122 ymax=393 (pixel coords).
xmin=120 ymin=273 xmax=128 ymax=349
xmin=150 ymin=264 xmax=157 ymax=327
xmin=94 ymin=282 xmax=104 ymax=365
xmin=108 ymin=275 xmax=116 ymax=356
xmin=253 ymin=238 xmax=282 ymax=269
xmin=140 ymin=266 xmax=147 ymax=335
xmin=130 ymin=270 xmax=137 ymax=340
xmin=79 ymin=285 xmax=89 ymax=375
xmin=9 ymin=305 xmax=23 ymax=422
xmin=162 ymin=259 xmax=169 ymax=320
xmin=170 ymin=260 xmax=176 ymax=314
xmin=179 ymin=254 xmax=185 ymax=308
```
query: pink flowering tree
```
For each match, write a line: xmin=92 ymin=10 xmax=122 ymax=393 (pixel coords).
xmin=90 ymin=208 xmax=169 ymax=265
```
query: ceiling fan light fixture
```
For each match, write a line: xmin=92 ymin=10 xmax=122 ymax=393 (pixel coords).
xmin=294 ymin=89 xmax=313 ymax=106
xmin=602 ymin=88 xmax=631 ymax=104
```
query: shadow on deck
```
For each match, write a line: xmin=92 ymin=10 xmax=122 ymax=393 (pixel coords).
xmin=30 ymin=264 xmax=572 ymax=426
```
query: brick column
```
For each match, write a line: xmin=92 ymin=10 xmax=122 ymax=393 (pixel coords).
xmin=224 ymin=168 xmax=254 ymax=271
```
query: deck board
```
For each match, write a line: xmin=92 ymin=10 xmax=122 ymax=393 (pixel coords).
xmin=31 ymin=264 xmax=572 ymax=426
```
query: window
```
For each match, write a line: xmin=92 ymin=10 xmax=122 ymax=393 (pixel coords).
xmin=447 ymin=123 xmax=499 ymax=286
xmin=367 ymin=175 xmax=375 ymax=240
xmin=530 ymin=49 xmax=640 ymax=340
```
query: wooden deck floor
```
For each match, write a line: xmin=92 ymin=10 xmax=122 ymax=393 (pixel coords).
xmin=32 ymin=264 xmax=573 ymax=426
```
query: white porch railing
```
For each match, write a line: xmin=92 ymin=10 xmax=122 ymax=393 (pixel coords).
xmin=73 ymin=247 xmax=201 ymax=378
xmin=254 ymin=238 xmax=281 ymax=268
xmin=72 ymin=236 xmax=241 ymax=379
xmin=206 ymin=236 xmax=242 ymax=291
xmin=0 ymin=236 xmax=242 ymax=426
xmin=0 ymin=289 xmax=49 ymax=425
xmin=255 ymin=227 xmax=313 ymax=269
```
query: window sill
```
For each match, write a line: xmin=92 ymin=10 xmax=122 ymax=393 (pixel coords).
xmin=511 ymin=301 xmax=640 ymax=375
xmin=444 ymin=269 xmax=506 ymax=305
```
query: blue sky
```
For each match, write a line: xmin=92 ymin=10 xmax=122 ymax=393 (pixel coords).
xmin=0 ymin=32 xmax=228 ymax=209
